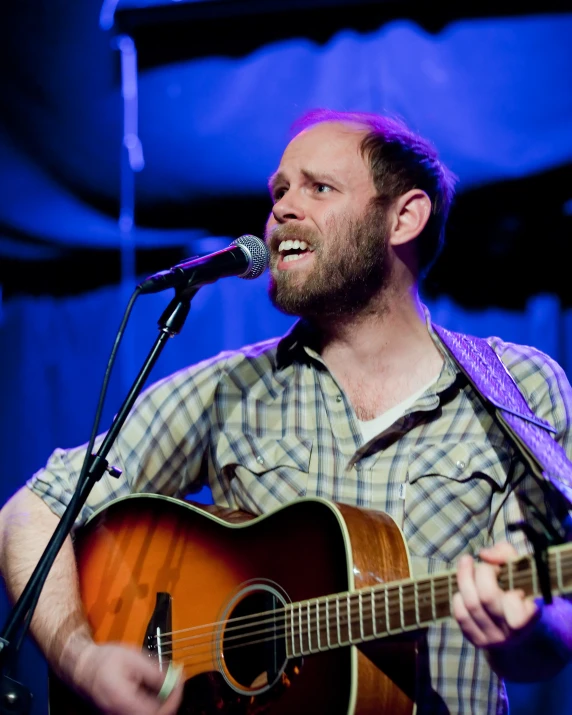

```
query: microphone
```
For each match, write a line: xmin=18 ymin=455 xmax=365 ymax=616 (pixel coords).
xmin=138 ymin=234 xmax=269 ymax=295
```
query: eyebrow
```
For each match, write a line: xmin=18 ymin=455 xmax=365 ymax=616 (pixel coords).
xmin=267 ymin=170 xmax=285 ymax=194
xmin=267 ymin=169 xmax=342 ymax=194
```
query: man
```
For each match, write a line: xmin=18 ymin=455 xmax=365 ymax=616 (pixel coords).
xmin=1 ymin=109 xmax=572 ymax=714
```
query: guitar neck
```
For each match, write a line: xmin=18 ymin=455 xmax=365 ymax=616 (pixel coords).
xmin=284 ymin=541 xmax=572 ymax=658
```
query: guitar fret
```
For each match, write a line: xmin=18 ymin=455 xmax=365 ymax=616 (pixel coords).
xmin=430 ymin=577 xmax=437 ymax=621
xmin=414 ymin=581 xmax=420 ymax=626
xmin=448 ymin=574 xmax=453 ymax=616
xmin=326 ymin=598 xmax=332 ymax=648
xmin=347 ymin=594 xmax=354 ymax=643
xmin=385 ymin=587 xmax=392 ymax=633
xmin=316 ymin=600 xmax=321 ymax=651
xmin=399 ymin=585 xmax=405 ymax=629
xmin=508 ymin=560 xmax=514 ymax=591
xmin=306 ymin=601 xmax=312 ymax=653
xmin=555 ymin=552 xmax=564 ymax=593
xmin=287 ymin=605 xmax=295 ymax=658
xmin=322 ymin=600 xmax=327 ymax=650
xmin=418 ymin=580 xmax=432 ymax=624
xmin=298 ymin=602 xmax=304 ymax=654
xmin=293 ymin=602 xmax=298 ymax=655
xmin=358 ymin=592 xmax=365 ymax=640
xmin=346 ymin=595 xmax=350 ymax=642
xmin=371 ymin=589 xmax=381 ymax=638
xmin=336 ymin=597 xmax=342 ymax=646
xmin=531 ymin=558 xmax=539 ymax=597
xmin=322 ymin=599 xmax=328 ymax=650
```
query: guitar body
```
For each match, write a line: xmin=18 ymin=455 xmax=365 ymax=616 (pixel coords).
xmin=50 ymin=495 xmax=416 ymax=714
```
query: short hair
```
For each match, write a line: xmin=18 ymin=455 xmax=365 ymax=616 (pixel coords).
xmin=293 ymin=109 xmax=458 ymax=276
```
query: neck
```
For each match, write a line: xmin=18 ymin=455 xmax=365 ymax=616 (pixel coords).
xmin=309 ymin=279 xmax=444 ymax=420
xmin=316 ymin=282 xmax=435 ymax=372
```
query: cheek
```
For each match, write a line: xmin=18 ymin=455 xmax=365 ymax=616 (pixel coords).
xmin=319 ymin=207 xmax=340 ymax=233
xmin=322 ymin=206 xmax=353 ymax=236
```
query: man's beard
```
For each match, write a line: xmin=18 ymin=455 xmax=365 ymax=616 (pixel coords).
xmin=266 ymin=201 xmax=390 ymax=320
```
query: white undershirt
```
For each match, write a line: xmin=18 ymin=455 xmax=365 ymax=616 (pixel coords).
xmin=357 ymin=374 xmax=439 ymax=443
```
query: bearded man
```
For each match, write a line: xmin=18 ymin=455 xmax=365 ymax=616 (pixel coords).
xmin=1 ymin=110 xmax=572 ymax=715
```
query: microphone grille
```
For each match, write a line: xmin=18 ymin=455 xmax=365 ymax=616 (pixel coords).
xmin=232 ymin=234 xmax=270 ymax=279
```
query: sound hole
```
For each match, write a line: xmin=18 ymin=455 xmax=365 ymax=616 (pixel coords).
xmin=222 ymin=588 xmax=287 ymax=692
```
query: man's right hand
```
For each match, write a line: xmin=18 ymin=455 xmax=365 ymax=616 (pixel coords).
xmin=70 ymin=643 xmax=184 ymax=715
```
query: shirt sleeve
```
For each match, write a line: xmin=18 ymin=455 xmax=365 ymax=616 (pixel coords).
xmin=495 ymin=339 xmax=572 ymax=457
xmin=27 ymin=352 xmax=228 ymax=527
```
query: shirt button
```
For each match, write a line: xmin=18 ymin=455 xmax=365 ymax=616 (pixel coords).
xmin=336 ymin=395 xmax=343 ymax=402
xmin=456 ymin=460 xmax=466 ymax=470
xmin=256 ymin=455 xmax=265 ymax=465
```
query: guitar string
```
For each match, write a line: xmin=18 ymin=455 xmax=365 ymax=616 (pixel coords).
xmin=157 ymin=562 xmax=563 ymax=672
xmin=153 ymin=580 xmax=462 ymax=651
xmin=152 ymin=552 xmax=568 ymax=644
xmin=152 ymin=563 xmax=568 ymax=661
xmin=160 ymin=595 xmax=572 ymax=674
xmin=159 ymin=614 xmax=430 ymax=673
xmin=163 ymin=566 xmax=571 ymax=674
xmin=152 ymin=560 xmax=568 ymax=655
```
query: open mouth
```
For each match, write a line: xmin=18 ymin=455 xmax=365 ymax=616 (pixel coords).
xmin=278 ymin=239 xmax=314 ymax=263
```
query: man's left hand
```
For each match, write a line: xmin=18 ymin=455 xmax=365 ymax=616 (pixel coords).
xmin=452 ymin=543 xmax=540 ymax=648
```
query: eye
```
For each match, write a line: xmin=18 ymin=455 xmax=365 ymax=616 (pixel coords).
xmin=271 ymin=186 xmax=287 ymax=203
xmin=315 ymin=183 xmax=333 ymax=194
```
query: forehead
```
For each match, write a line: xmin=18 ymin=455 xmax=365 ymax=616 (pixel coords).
xmin=276 ymin=121 xmax=372 ymax=186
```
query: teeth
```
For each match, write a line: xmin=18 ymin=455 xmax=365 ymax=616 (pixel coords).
xmin=278 ymin=239 xmax=310 ymax=252
xmin=283 ymin=253 xmax=306 ymax=263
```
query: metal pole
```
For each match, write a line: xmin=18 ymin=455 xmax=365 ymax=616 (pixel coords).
xmin=117 ymin=34 xmax=144 ymax=389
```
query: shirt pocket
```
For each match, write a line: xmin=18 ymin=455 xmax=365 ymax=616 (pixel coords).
xmin=214 ymin=432 xmax=313 ymax=514
xmin=403 ymin=441 xmax=511 ymax=563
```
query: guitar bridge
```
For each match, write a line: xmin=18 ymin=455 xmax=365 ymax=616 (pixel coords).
xmin=143 ymin=591 xmax=173 ymax=671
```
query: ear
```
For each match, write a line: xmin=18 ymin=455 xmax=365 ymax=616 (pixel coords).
xmin=387 ymin=189 xmax=432 ymax=247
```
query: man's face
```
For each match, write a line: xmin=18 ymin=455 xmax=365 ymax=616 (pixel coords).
xmin=265 ymin=122 xmax=390 ymax=319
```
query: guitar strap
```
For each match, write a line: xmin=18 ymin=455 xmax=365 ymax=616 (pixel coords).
xmin=432 ymin=324 xmax=572 ymax=509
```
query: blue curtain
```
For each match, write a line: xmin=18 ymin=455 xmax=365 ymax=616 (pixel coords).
xmin=1 ymin=13 xmax=572 ymax=253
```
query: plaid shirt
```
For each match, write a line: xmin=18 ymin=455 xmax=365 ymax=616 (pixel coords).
xmin=29 ymin=315 xmax=572 ymax=714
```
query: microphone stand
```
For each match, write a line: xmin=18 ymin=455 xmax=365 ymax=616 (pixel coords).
xmin=0 ymin=286 xmax=197 ymax=714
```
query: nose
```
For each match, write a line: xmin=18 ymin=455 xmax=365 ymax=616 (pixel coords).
xmin=271 ymin=190 xmax=305 ymax=224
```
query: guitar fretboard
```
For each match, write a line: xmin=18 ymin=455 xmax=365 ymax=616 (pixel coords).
xmin=284 ymin=542 xmax=572 ymax=658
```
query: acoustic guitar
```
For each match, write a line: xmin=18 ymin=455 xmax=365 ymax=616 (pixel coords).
xmin=49 ymin=494 xmax=568 ymax=714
